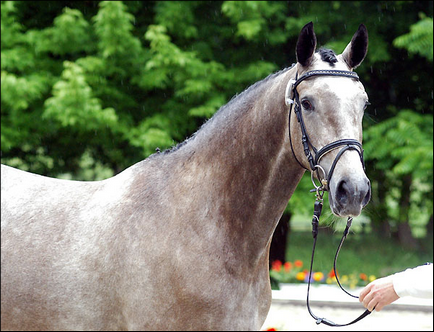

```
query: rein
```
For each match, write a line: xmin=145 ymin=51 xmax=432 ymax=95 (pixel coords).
xmin=286 ymin=69 xmax=372 ymax=326
xmin=306 ymin=189 xmax=372 ymax=327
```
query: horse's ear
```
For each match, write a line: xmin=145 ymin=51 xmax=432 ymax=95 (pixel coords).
xmin=341 ymin=24 xmax=368 ymax=69
xmin=296 ymin=22 xmax=317 ymax=67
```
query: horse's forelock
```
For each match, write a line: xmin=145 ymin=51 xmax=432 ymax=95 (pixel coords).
xmin=318 ymin=48 xmax=338 ymax=67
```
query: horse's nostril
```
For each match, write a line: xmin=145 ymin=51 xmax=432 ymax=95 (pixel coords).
xmin=336 ymin=179 xmax=350 ymax=205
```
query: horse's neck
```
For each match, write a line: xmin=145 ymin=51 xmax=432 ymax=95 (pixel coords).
xmin=158 ymin=67 xmax=304 ymax=266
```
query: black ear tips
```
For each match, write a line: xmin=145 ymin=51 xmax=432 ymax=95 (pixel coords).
xmin=342 ymin=24 xmax=368 ymax=69
xmin=296 ymin=22 xmax=317 ymax=67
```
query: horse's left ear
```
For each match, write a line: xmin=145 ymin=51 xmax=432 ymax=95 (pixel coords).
xmin=296 ymin=22 xmax=317 ymax=67
xmin=341 ymin=24 xmax=368 ymax=69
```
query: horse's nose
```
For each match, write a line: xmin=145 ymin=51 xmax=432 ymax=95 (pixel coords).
xmin=335 ymin=177 xmax=371 ymax=215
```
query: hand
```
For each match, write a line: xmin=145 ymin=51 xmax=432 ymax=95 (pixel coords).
xmin=359 ymin=276 xmax=400 ymax=311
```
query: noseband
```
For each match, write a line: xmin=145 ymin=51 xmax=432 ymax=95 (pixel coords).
xmin=286 ymin=69 xmax=372 ymax=327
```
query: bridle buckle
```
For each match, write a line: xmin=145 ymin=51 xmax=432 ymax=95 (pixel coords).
xmin=310 ymin=164 xmax=327 ymax=199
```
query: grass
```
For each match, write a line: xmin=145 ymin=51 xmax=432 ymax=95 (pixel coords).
xmin=284 ymin=229 xmax=433 ymax=280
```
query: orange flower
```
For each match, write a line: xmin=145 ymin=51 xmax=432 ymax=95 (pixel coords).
xmin=359 ymin=273 xmax=367 ymax=281
xmin=265 ymin=328 xmax=277 ymax=331
xmin=284 ymin=262 xmax=292 ymax=272
xmin=271 ymin=260 xmax=282 ymax=272
xmin=294 ymin=260 xmax=303 ymax=268
xmin=328 ymin=269 xmax=337 ymax=278
xmin=296 ymin=272 xmax=306 ymax=281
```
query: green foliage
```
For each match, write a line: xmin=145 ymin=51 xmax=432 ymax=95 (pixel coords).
xmin=1 ymin=1 xmax=23 ymax=50
xmin=28 ymin=8 xmax=93 ymax=56
xmin=364 ymin=110 xmax=433 ymax=178
xmin=394 ymin=14 xmax=433 ymax=61
xmin=222 ymin=1 xmax=287 ymax=42
xmin=44 ymin=61 xmax=118 ymax=130
xmin=154 ymin=1 xmax=199 ymax=40
xmin=57 ymin=150 xmax=114 ymax=181
xmin=94 ymin=1 xmax=141 ymax=60
xmin=364 ymin=110 xmax=433 ymax=233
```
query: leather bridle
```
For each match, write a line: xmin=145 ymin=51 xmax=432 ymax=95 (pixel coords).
xmin=285 ymin=69 xmax=365 ymax=187
xmin=285 ymin=69 xmax=372 ymax=327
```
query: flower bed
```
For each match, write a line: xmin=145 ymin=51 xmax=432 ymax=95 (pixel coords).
xmin=269 ymin=259 xmax=376 ymax=289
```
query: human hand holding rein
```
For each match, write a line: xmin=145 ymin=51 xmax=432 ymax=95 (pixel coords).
xmin=359 ymin=276 xmax=400 ymax=312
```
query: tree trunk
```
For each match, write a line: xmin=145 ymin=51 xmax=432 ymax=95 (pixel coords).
xmin=426 ymin=214 xmax=433 ymax=237
xmin=369 ymin=171 xmax=392 ymax=238
xmin=269 ymin=212 xmax=291 ymax=267
xmin=397 ymin=174 xmax=419 ymax=249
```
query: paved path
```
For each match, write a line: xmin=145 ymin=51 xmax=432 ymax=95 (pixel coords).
xmin=261 ymin=284 xmax=433 ymax=331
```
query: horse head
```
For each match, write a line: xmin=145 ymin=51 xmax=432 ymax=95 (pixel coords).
xmin=289 ymin=22 xmax=371 ymax=217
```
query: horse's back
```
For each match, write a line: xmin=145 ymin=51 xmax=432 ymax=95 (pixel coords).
xmin=1 ymin=164 xmax=134 ymax=330
xmin=1 ymin=164 xmax=105 ymax=239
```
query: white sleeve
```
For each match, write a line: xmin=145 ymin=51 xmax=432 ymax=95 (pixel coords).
xmin=392 ymin=263 xmax=433 ymax=299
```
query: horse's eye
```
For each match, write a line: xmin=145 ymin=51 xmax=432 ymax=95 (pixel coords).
xmin=301 ymin=99 xmax=313 ymax=111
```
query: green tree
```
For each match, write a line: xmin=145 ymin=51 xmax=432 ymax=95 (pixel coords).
xmin=363 ymin=13 xmax=433 ymax=247
xmin=394 ymin=14 xmax=433 ymax=61
xmin=364 ymin=110 xmax=433 ymax=246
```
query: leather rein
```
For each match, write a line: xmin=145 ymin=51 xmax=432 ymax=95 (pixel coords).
xmin=285 ymin=69 xmax=372 ymax=327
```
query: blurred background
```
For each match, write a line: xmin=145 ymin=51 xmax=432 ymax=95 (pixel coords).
xmin=1 ymin=1 xmax=433 ymax=280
